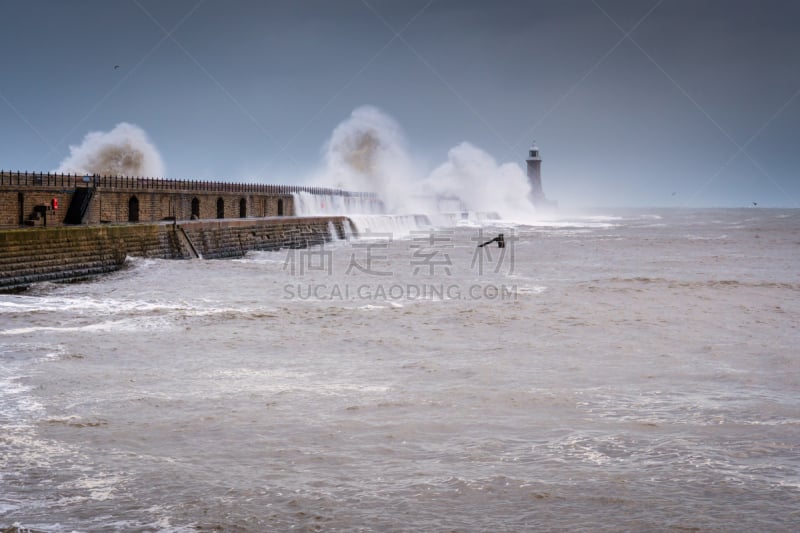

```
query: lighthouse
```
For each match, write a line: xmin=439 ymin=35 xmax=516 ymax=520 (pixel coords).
xmin=526 ymin=142 xmax=554 ymax=209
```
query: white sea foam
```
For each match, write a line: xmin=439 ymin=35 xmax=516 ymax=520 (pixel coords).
xmin=1 ymin=317 xmax=172 ymax=336
xmin=516 ymin=286 xmax=548 ymax=295
xmin=358 ymin=304 xmax=388 ymax=311
xmin=293 ymin=190 xmax=384 ymax=216
xmin=0 ymin=295 xmax=278 ymax=331
xmin=347 ymin=214 xmax=431 ymax=239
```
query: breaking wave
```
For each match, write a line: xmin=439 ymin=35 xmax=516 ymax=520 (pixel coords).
xmin=55 ymin=122 xmax=165 ymax=177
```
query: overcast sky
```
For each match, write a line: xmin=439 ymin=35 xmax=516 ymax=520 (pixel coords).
xmin=1 ymin=0 xmax=798 ymax=207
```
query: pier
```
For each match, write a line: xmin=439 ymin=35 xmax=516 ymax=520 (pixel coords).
xmin=0 ymin=171 xmax=365 ymax=290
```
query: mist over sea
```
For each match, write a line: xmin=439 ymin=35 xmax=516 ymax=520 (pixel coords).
xmin=1 ymin=208 xmax=798 ymax=532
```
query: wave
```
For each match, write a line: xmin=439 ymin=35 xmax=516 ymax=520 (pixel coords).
xmin=597 ymin=278 xmax=800 ymax=290
xmin=292 ymin=191 xmax=384 ymax=216
xmin=348 ymin=214 xmax=431 ymax=239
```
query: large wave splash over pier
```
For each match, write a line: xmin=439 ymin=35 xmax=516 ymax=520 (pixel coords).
xmin=294 ymin=106 xmax=545 ymax=237
xmin=292 ymin=190 xmax=432 ymax=238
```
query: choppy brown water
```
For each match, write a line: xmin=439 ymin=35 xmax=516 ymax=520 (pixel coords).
xmin=1 ymin=208 xmax=799 ymax=532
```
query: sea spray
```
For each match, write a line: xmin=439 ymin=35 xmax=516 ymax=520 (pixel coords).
xmin=313 ymin=106 xmax=419 ymax=214
xmin=292 ymin=191 xmax=384 ymax=216
xmin=310 ymin=106 xmax=537 ymax=221
xmin=55 ymin=122 xmax=165 ymax=177
xmin=346 ymin=214 xmax=431 ymax=239
xmin=424 ymin=142 xmax=535 ymax=221
xmin=327 ymin=221 xmax=343 ymax=243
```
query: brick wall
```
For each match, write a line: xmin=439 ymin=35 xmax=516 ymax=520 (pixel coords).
xmin=0 ymin=189 xmax=73 ymax=226
xmin=89 ymin=190 xmax=297 ymax=223
xmin=0 ymin=187 xmax=296 ymax=226
xmin=1 ymin=171 xmax=371 ymax=227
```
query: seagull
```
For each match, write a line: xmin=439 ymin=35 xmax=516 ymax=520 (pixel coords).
xmin=752 ymin=202 xmax=758 ymax=206
xmin=114 ymin=65 xmax=120 ymax=70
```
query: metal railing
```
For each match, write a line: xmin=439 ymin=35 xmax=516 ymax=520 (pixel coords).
xmin=0 ymin=170 xmax=378 ymax=198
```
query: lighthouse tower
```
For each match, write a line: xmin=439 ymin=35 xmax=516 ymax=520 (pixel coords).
xmin=526 ymin=142 xmax=543 ymax=202
xmin=527 ymin=141 xmax=556 ymax=209
xmin=526 ymin=142 xmax=556 ymax=209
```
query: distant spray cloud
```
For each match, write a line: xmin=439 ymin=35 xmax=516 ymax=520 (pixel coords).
xmin=424 ymin=142 xmax=533 ymax=220
xmin=55 ymin=122 xmax=165 ymax=177
xmin=314 ymin=106 xmax=535 ymax=219
xmin=315 ymin=106 xmax=418 ymax=213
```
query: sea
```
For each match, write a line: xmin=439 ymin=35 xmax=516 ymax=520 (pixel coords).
xmin=1 ymin=208 xmax=798 ymax=532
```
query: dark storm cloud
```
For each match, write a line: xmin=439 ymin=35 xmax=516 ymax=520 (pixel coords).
xmin=1 ymin=0 xmax=798 ymax=206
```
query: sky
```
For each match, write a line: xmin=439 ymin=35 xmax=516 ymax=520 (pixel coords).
xmin=1 ymin=0 xmax=798 ymax=208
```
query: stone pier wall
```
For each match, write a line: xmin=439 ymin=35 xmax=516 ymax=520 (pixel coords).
xmin=0 ymin=216 xmax=352 ymax=291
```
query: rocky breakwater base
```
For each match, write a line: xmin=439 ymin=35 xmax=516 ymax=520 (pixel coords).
xmin=0 ymin=216 xmax=352 ymax=291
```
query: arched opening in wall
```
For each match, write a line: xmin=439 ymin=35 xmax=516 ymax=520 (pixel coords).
xmin=217 ymin=197 xmax=225 ymax=219
xmin=277 ymin=198 xmax=284 ymax=216
xmin=128 ymin=196 xmax=140 ymax=222
xmin=18 ymin=193 xmax=24 ymax=225
xmin=191 ymin=197 xmax=200 ymax=219
xmin=239 ymin=198 xmax=247 ymax=218
xmin=161 ymin=197 xmax=172 ymax=220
